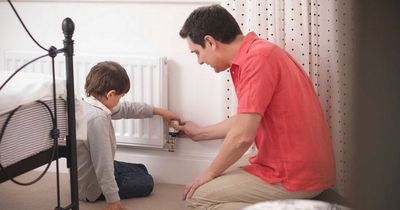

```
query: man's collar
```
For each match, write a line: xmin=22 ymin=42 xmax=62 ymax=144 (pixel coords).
xmin=231 ymin=32 xmax=258 ymax=66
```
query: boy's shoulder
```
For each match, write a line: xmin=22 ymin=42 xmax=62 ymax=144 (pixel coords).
xmin=82 ymin=100 xmax=110 ymax=121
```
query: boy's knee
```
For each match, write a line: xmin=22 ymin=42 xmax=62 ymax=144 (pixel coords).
xmin=118 ymin=173 xmax=154 ymax=198
xmin=142 ymin=174 xmax=154 ymax=196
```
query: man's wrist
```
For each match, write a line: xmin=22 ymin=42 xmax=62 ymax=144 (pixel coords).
xmin=205 ymin=168 xmax=219 ymax=179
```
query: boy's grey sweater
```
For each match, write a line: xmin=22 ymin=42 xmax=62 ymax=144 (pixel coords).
xmin=77 ymin=97 xmax=154 ymax=203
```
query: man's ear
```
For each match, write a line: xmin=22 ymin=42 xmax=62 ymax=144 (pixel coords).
xmin=105 ymin=90 xmax=116 ymax=99
xmin=204 ymin=35 xmax=217 ymax=50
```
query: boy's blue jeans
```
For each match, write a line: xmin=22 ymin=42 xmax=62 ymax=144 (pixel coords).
xmin=97 ymin=160 xmax=154 ymax=201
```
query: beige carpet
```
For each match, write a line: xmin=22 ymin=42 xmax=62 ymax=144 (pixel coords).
xmin=0 ymin=171 xmax=186 ymax=210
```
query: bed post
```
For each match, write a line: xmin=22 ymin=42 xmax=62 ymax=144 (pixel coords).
xmin=62 ymin=17 xmax=79 ymax=210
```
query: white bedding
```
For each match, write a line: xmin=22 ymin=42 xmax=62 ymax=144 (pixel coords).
xmin=0 ymin=71 xmax=66 ymax=115
xmin=244 ymin=199 xmax=351 ymax=210
xmin=0 ymin=70 xmax=87 ymax=140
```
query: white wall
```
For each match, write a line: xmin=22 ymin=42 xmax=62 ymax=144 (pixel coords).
xmin=0 ymin=0 xmax=237 ymax=185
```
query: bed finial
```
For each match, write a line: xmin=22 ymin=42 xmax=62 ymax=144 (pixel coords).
xmin=62 ymin=17 xmax=75 ymax=38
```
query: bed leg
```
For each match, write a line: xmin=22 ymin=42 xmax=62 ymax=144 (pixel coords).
xmin=62 ymin=17 xmax=79 ymax=210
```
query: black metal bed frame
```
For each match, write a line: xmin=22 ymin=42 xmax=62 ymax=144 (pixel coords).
xmin=0 ymin=17 xmax=79 ymax=210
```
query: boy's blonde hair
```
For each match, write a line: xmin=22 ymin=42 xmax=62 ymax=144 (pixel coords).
xmin=85 ymin=61 xmax=130 ymax=97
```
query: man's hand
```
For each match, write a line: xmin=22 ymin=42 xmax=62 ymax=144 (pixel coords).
xmin=182 ymin=171 xmax=216 ymax=200
xmin=176 ymin=121 xmax=203 ymax=141
xmin=103 ymin=201 xmax=127 ymax=210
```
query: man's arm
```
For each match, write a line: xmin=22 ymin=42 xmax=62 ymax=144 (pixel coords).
xmin=177 ymin=115 xmax=237 ymax=141
xmin=183 ymin=113 xmax=261 ymax=199
xmin=206 ymin=113 xmax=260 ymax=175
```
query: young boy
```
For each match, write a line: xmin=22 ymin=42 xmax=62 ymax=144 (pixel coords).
xmin=77 ymin=61 xmax=180 ymax=210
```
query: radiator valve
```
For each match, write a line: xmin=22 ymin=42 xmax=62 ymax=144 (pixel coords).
xmin=167 ymin=121 xmax=179 ymax=152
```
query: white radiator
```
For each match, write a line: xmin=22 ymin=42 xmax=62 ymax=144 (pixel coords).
xmin=4 ymin=51 xmax=168 ymax=148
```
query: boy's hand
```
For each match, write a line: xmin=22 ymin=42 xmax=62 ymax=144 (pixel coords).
xmin=153 ymin=107 xmax=181 ymax=125
xmin=103 ymin=201 xmax=128 ymax=210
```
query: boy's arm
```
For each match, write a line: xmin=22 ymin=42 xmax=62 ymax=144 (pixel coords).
xmin=111 ymin=101 xmax=153 ymax=120
xmin=87 ymin=116 xmax=120 ymax=203
xmin=153 ymin=107 xmax=181 ymax=123
xmin=103 ymin=201 xmax=127 ymax=210
xmin=112 ymin=102 xmax=181 ymax=124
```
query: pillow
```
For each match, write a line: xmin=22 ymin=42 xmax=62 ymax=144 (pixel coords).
xmin=243 ymin=199 xmax=352 ymax=210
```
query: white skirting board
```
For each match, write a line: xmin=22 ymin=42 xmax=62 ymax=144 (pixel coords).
xmin=36 ymin=144 xmax=255 ymax=185
xmin=114 ymin=148 xmax=216 ymax=185
xmin=36 ymin=147 xmax=216 ymax=185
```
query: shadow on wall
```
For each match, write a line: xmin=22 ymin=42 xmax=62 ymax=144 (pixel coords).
xmin=349 ymin=0 xmax=400 ymax=210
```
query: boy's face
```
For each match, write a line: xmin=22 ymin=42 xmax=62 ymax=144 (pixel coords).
xmin=104 ymin=90 xmax=125 ymax=109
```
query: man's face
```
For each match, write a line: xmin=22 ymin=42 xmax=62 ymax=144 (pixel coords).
xmin=186 ymin=37 xmax=228 ymax=73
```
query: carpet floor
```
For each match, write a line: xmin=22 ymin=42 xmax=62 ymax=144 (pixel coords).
xmin=0 ymin=171 xmax=186 ymax=210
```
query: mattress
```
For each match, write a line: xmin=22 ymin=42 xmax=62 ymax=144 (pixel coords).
xmin=0 ymin=70 xmax=87 ymax=141
xmin=0 ymin=99 xmax=68 ymax=168
xmin=0 ymin=71 xmax=67 ymax=115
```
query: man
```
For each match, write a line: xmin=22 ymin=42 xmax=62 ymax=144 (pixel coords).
xmin=177 ymin=4 xmax=336 ymax=210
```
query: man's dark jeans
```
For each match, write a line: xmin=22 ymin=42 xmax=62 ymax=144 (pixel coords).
xmin=96 ymin=160 xmax=154 ymax=201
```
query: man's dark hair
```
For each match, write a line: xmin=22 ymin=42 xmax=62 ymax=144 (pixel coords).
xmin=85 ymin=61 xmax=130 ymax=97
xmin=179 ymin=5 xmax=242 ymax=48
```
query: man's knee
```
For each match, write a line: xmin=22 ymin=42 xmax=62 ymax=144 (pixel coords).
xmin=185 ymin=185 xmax=215 ymax=210
xmin=185 ymin=196 xmax=207 ymax=210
